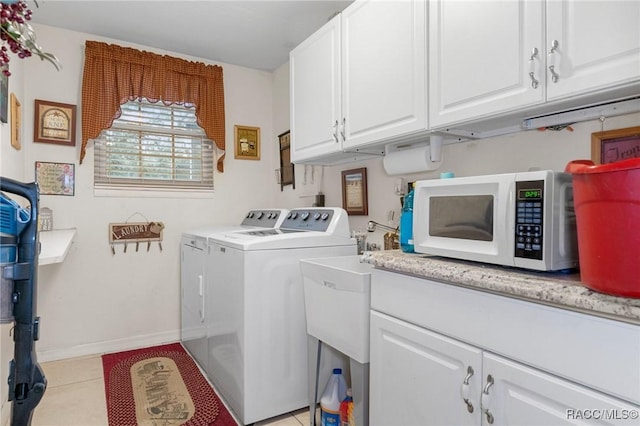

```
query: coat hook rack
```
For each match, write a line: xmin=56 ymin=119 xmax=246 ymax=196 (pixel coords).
xmin=109 ymin=213 xmax=165 ymax=255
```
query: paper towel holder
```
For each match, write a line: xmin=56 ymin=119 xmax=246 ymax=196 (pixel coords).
xmin=383 ymin=135 xmax=444 ymax=175
xmin=385 ymin=135 xmax=443 ymax=161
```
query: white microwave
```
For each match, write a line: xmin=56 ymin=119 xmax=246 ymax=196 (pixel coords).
xmin=413 ymin=170 xmax=578 ymax=271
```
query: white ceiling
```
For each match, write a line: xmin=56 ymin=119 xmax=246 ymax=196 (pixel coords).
xmin=30 ymin=0 xmax=353 ymax=71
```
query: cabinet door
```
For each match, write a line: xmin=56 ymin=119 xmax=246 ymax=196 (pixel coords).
xmin=482 ymin=352 xmax=640 ymax=425
xmin=429 ymin=0 xmax=544 ymax=128
xmin=290 ymin=14 xmax=342 ymax=163
xmin=341 ymin=0 xmax=427 ymax=149
xmin=370 ymin=311 xmax=482 ymax=426
xmin=546 ymin=0 xmax=640 ymax=101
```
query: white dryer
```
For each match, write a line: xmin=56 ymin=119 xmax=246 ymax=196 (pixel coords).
xmin=206 ymin=208 xmax=356 ymax=424
xmin=180 ymin=209 xmax=288 ymax=371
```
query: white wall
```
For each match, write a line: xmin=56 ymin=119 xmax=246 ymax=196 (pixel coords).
xmin=1 ymin=23 xmax=283 ymax=363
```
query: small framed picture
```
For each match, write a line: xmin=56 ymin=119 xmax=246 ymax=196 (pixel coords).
xmin=341 ymin=167 xmax=368 ymax=216
xmin=278 ymin=130 xmax=295 ymax=191
xmin=591 ymin=126 xmax=640 ymax=164
xmin=35 ymin=161 xmax=75 ymax=196
xmin=234 ymin=125 xmax=260 ymax=160
xmin=0 ymin=70 xmax=7 ymax=123
xmin=34 ymin=99 xmax=77 ymax=146
xmin=10 ymin=93 xmax=20 ymax=150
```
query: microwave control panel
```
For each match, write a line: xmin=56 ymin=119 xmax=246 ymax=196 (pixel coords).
xmin=514 ymin=180 xmax=544 ymax=260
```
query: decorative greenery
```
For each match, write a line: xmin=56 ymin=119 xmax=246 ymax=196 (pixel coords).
xmin=0 ymin=0 xmax=60 ymax=76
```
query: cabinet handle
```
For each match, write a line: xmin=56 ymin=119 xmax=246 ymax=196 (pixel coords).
xmin=528 ymin=47 xmax=539 ymax=89
xmin=548 ymin=40 xmax=560 ymax=83
xmin=461 ymin=366 xmax=474 ymax=413
xmin=481 ymin=374 xmax=495 ymax=424
xmin=340 ymin=117 xmax=346 ymax=142
xmin=332 ymin=120 xmax=339 ymax=143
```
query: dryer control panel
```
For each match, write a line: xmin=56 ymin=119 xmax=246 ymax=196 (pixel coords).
xmin=240 ymin=209 xmax=287 ymax=228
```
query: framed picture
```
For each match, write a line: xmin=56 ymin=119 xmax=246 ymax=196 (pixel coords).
xmin=35 ymin=161 xmax=75 ymax=196
xmin=10 ymin=93 xmax=20 ymax=150
xmin=0 ymin=70 xmax=7 ymax=123
xmin=234 ymin=125 xmax=260 ymax=160
xmin=278 ymin=130 xmax=295 ymax=191
xmin=341 ymin=167 xmax=368 ymax=216
xmin=34 ymin=99 xmax=77 ymax=146
xmin=591 ymin=126 xmax=640 ymax=164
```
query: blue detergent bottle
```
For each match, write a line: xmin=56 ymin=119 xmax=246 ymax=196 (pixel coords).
xmin=400 ymin=183 xmax=415 ymax=253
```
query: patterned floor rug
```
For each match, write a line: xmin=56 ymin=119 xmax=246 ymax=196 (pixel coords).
xmin=102 ymin=342 xmax=237 ymax=426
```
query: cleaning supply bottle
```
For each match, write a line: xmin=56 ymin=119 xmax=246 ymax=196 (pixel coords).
xmin=320 ymin=368 xmax=347 ymax=426
xmin=400 ymin=183 xmax=415 ymax=253
xmin=339 ymin=388 xmax=354 ymax=426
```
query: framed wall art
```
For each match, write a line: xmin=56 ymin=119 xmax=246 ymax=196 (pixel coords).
xmin=0 ymin=70 xmax=7 ymax=123
xmin=234 ymin=125 xmax=260 ymax=160
xmin=34 ymin=99 xmax=77 ymax=146
xmin=591 ymin=126 xmax=640 ymax=164
xmin=10 ymin=93 xmax=20 ymax=150
xmin=278 ymin=130 xmax=295 ymax=191
xmin=341 ymin=167 xmax=368 ymax=216
xmin=35 ymin=161 xmax=75 ymax=196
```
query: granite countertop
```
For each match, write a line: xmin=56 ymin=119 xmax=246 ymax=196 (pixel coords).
xmin=362 ymin=250 xmax=640 ymax=325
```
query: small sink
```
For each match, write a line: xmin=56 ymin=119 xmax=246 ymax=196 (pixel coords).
xmin=300 ymin=255 xmax=373 ymax=363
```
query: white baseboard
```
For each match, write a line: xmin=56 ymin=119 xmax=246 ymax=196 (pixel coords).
xmin=35 ymin=330 xmax=181 ymax=363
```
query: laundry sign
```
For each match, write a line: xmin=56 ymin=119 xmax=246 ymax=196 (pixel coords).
xmin=109 ymin=221 xmax=165 ymax=254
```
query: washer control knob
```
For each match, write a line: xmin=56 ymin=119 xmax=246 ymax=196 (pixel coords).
xmin=247 ymin=211 xmax=254 ymax=218
xmin=256 ymin=211 xmax=264 ymax=219
xmin=321 ymin=213 xmax=330 ymax=221
xmin=291 ymin=212 xmax=298 ymax=219
xmin=314 ymin=212 xmax=322 ymax=220
xmin=301 ymin=212 xmax=310 ymax=221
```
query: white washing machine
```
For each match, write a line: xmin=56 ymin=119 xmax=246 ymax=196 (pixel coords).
xmin=180 ymin=209 xmax=288 ymax=372
xmin=205 ymin=207 xmax=356 ymax=424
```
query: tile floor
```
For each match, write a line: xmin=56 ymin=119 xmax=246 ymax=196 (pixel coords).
xmin=25 ymin=353 xmax=312 ymax=426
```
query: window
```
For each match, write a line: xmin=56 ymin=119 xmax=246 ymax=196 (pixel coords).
xmin=94 ymin=100 xmax=215 ymax=191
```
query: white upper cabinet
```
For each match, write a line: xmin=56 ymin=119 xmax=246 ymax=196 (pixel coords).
xmin=429 ymin=0 xmax=545 ymax=128
xmin=545 ymin=0 xmax=640 ymax=101
xmin=429 ymin=0 xmax=640 ymax=129
xmin=341 ymin=0 xmax=427 ymax=150
xmin=290 ymin=0 xmax=427 ymax=164
xmin=289 ymin=14 xmax=342 ymax=163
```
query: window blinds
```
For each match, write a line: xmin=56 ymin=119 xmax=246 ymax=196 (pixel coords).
xmin=94 ymin=100 xmax=214 ymax=190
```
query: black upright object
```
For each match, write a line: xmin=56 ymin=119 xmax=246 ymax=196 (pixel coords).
xmin=1 ymin=177 xmax=46 ymax=426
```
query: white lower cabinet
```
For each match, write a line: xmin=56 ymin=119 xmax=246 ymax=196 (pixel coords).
xmin=369 ymin=269 xmax=640 ymax=425
xmin=484 ymin=353 xmax=639 ymax=425
xmin=371 ymin=311 xmax=640 ymax=425
xmin=370 ymin=311 xmax=481 ymax=426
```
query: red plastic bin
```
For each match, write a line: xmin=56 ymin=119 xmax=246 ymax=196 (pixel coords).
xmin=566 ymin=158 xmax=640 ymax=298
